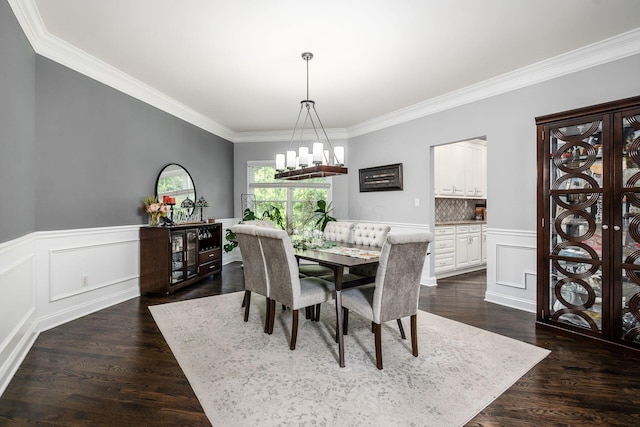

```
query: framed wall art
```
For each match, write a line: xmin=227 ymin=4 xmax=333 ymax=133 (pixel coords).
xmin=359 ymin=163 xmax=403 ymax=192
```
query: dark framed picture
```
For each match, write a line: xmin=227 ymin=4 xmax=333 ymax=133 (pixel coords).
xmin=359 ymin=163 xmax=403 ymax=192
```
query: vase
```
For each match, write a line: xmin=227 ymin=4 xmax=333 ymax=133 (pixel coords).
xmin=148 ymin=215 xmax=159 ymax=226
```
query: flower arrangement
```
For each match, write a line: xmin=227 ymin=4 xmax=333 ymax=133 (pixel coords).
xmin=143 ymin=195 xmax=167 ymax=226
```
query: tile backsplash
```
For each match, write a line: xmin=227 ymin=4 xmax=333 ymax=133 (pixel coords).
xmin=435 ymin=198 xmax=486 ymax=222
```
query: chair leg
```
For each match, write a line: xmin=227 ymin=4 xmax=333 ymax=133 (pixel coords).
xmin=264 ymin=297 xmax=271 ymax=333
xmin=411 ymin=314 xmax=418 ymax=357
xmin=397 ymin=318 xmax=406 ymax=339
xmin=268 ymin=299 xmax=276 ymax=335
xmin=243 ymin=291 xmax=251 ymax=322
xmin=305 ymin=307 xmax=311 ymax=319
xmin=315 ymin=303 xmax=321 ymax=322
xmin=373 ymin=322 xmax=383 ymax=370
xmin=290 ymin=309 xmax=299 ymax=350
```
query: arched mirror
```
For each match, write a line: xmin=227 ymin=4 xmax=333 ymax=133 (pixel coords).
xmin=155 ymin=163 xmax=196 ymax=217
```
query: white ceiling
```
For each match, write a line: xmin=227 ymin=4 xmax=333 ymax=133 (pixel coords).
xmin=17 ymin=0 xmax=640 ymax=140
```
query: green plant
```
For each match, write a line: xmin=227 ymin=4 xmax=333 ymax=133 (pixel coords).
xmin=261 ymin=205 xmax=286 ymax=230
xmin=223 ymin=208 xmax=260 ymax=253
xmin=312 ymin=200 xmax=336 ymax=232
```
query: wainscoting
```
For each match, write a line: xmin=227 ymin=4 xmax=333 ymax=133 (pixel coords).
xmin=485 ymin=228 xmax=537 ymax=313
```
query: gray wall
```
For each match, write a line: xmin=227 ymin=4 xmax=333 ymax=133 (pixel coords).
xmin=1 ymin=2 xmax=233 ymax=243
xmin=0 ymin=0 xmax=36 ymax=242
xmin=347 ymin=54 xmax=640 ymax=231
xmin=34 ymin=57 xmax=233 ymax=231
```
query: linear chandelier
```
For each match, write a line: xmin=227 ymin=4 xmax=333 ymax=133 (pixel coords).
xmin=274 ymin=52 xmax=347 ymax=180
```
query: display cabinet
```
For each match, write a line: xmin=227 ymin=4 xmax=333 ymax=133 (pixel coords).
xmin=536 ymin=95 xmax=640 ymax=350
xmin=140 ymin=223 xmax=222 ymax=294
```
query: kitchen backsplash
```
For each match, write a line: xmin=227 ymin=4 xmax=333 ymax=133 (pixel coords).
xmin=435 ymin=198 xmax=486 ymax=222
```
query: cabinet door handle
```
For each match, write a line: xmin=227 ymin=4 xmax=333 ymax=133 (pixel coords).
xmin=209 ymin=253 xmax=214 ymax=258
xmin=602 ymin=224 xmax=609 ymax=230
xmin=614 ymin=225 xmax=621 ymax=231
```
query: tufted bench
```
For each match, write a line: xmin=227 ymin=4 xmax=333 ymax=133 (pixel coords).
xmin=349 ymin=223 xmax=391 ymax=277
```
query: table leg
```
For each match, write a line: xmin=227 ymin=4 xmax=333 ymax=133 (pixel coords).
xmin=334 ymin=266 xmax=345 ymax=368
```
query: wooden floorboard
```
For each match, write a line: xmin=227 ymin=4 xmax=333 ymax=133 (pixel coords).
xmin=1 ymin=264 xmax=639 ymax=426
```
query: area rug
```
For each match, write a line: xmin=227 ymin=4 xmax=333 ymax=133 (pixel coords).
xmin=149 ymin=292 xmax=549 ymax=426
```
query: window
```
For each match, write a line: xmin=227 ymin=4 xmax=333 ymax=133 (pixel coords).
xmin=248 ymin=162 xmax=331 ymax=232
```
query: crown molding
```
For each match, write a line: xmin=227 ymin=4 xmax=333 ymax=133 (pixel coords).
xmin=8 ymin=0 xmax=235 ymax=142
xmin=9 ymin=0 xmax=640 ymax=143
xmin=234 ymin=128 xmax=349 ymax=143
xmin=346 ymin=27 xmax=640 ymax=138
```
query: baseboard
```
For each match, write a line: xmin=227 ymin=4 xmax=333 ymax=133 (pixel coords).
xmin=484 ymin=290 xmax=536 ymax=313
xmin=37 ymin=285 xmax=140 ymax=332
xmin=0 ymin=308 xmax=39 ymax=396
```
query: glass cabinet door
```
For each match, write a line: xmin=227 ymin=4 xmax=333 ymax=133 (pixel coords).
xmin=618 ymin=110 xmax=640 ymax=344
xmin=185 ymin=229 xmax=198 ymax=278
xmin=171 ymin=231 xmax=185 ymax=284
xmin=546 ymin=118 xmax=607 ymax=336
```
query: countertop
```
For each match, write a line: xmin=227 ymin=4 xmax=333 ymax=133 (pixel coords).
xmin=436 ymin=220 xmax=486 ymax=226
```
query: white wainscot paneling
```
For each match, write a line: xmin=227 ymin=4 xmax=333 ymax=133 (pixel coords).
xmin=485 ymin=229 xmax=537 ymax=313
xmin=36 ymin=226 xmax=141 ymax=331
xmin=49 ymin=239 xmax=138 ymax=301
xmin=0 ymin=234 xmax=38 ymax=396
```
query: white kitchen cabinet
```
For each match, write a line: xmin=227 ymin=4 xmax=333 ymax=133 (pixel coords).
xmin=434 ymin=139 xmax=486 ymax=199
xmin=464 ymin=141 xmax=486 ymax=198
xmin=434 ymin=226 xmax=456 ymax=274
xmin=434 ymin=143 xmax=465 ymax=197
xmin=455 ymin=224 xmax=482 ymax=269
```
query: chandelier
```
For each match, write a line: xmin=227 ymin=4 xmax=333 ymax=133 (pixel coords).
xmin=274 ymin=52 xmax=347 ymax=180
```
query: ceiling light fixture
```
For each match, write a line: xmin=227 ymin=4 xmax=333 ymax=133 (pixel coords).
xmin=274 ymin=52 xmax=347 ymax=180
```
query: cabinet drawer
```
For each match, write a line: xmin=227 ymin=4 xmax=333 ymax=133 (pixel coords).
xmin=434 ymin=253 xmax=455 ymax=272
xmin=199 ymin=260 xmax=221 ymax=275
xmin=199 ymin=248 xmax=222 ymax=264
xmin=469 ymin=224 xmax=482 ymax=233
xmin=435 ymin=226 xmax=455 ymax=236
xmin=434 ymin=237 xmax=454 ymax=251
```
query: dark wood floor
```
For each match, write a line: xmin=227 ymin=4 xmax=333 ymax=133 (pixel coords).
xmin=1 ymin=264 xmax=639 ymax=426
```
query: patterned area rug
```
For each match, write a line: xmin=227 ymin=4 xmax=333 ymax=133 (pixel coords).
xmin=150 ymin=292 xmax=549 ymax=426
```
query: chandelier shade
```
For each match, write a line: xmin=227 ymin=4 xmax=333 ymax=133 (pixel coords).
xmin=274 ymin=52 xmax=347 ymax=180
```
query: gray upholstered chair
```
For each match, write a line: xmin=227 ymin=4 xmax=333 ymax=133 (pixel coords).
xmin=341 ymin=232 xmax=433 ymax=369
xmin=348 ymin=223 xmax=391 ymax=277
xmin=230 ymin=224 xmax=271 ymax=333
xmin=254 ymin=227 xmax=335 ymax=350
xmin=299 ymin=221 xmax=355 ymax=277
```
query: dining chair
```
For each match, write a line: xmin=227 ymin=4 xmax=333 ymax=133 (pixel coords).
xmin=230 ymin=224 xmax=271 ymax=333
xmin=348 ymin=223 xmax=391 ymax=278
xmin=341 ymin=232 xmax=433 ymax=369
xmin=299 ymin=221 xmax=355 ymax=277
xmin=254 ymin=227 xmax=335 ymax=350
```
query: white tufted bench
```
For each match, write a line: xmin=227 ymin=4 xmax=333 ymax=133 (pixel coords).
xmin=352 ymin=223 xmax=391 ymax=247
xmin=349 ymin=223 xmax=391 ymax=277
xmin=323 ymin=221 xmax=355 ymax=243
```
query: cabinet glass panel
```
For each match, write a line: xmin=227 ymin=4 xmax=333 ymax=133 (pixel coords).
xmin=548 ymin=120 xmax=604 ymax=334
xmin=620 ymin=113 xmax=640 ymax=343
xmin=171 ymin=231 xmax=184 ymax=284
xmin=186 ymin=230 xmax=198 ymax=278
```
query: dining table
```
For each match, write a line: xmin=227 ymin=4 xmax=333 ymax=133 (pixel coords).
xmin=294 ymin=242 xmax=381 ymax=367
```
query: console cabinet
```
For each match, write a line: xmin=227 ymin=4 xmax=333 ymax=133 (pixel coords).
xmin=536 ymin=95 xmax=640 ymax=350
xmin=140 ymin=223 xmax=222 ymax=294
